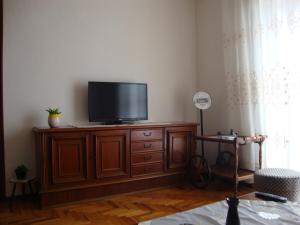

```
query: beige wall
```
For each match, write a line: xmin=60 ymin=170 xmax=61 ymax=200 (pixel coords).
xmin=196 ymin=0 xmax=226 ymax=132
xmin=196 ymin=0 xmax=228 ymax=163
xmin=3 ymin=0 xmax=198 ymax=195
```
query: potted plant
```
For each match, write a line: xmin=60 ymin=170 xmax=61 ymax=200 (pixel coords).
xmin=46 ymin=107 xmax=62 ymax=128
xmin=15 ymin=165 xmax=28 ymax=180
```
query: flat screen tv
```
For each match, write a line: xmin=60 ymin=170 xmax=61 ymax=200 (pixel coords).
xmin=88 ymin=82 xmax=148 ymax=123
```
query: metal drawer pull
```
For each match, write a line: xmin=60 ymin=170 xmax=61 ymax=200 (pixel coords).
xmin=143 ymin=132 xmax=152 ymax=136
xmin=144 ymin=143 xmax=152 ymax=148
xmin=144 ymin=155 xmax=152 ymax=161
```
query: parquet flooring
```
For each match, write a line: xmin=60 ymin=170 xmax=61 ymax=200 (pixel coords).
xmin=0 ymin=182 xmax=253 ymax=225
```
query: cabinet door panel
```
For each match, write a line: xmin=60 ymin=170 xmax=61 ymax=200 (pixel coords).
xmin=50 ymin=133 xmax=88 ymax=184
xmin=94 ymin=130 xmax=129 ymax=179
xmin=166 ymin=128 xmax=193 ymax=171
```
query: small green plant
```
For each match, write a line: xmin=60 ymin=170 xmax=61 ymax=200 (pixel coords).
xmin=15 ymin=165 xmax=28 ymax=180
xmin=46 ymin=107 xmax=61 ymax=115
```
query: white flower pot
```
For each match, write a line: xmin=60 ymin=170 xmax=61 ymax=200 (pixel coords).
xmin=48 ymin=114 xmax=61 ymax=128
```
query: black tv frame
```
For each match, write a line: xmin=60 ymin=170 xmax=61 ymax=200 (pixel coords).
xmin=88 ymin=81 xmax=148 ymax=124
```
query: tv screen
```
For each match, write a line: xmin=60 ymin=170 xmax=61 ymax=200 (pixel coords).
xmin=88 ymin=82 xmax=148 ymax=123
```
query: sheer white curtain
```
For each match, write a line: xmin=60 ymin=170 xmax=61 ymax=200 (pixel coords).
xmin=222 ymin=0 xmax=300 ymax=171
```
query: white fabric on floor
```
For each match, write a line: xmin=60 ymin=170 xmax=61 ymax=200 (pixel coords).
xmin=139 ymin=200 xmax=300 ymax=225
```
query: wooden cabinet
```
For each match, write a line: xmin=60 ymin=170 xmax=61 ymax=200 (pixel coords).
xmin=48 ymin=132 xmax=89 ymax=185
xmin=131 ymin=128 xmax=164 ymax=177
xmin=93 ymin=130 xmax=129 ymax=179
xmin=34 ymin=122 xmax=197 ymax=207
xmin=166 ymin=127 xmax=195 ymax=172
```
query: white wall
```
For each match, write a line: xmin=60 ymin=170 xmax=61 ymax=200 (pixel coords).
xmin=3 ymin=0 xmax=198 ymax=195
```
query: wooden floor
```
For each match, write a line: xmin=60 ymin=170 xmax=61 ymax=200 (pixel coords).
xmin=0 ymin=182 xmax=253 ymax=225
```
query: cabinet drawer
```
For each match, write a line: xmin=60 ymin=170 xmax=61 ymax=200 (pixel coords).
xmin=131 ymin=129 xmax=163 ymax=141
xmin=132 ymin=151 xmax=163 ymax=165
xmin=131 ymin=140 xmax=163 ymax=152
xmin=131 ymin=163 xmax=163 ymax=176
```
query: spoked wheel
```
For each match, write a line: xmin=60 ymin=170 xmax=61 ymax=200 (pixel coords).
xmin=189 ymin=154 xmax=211 ymax=188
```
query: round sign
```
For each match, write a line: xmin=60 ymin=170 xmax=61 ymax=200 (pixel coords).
xmin=193 ymin=92 xmax=211 ymax=110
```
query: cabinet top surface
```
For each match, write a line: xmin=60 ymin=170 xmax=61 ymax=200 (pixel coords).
xmin=33 ymin=121 xmax=198 ymax=133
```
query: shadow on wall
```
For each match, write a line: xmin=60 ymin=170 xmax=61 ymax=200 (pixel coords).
xmin=73 ymin=82 xmax=88 ymax=122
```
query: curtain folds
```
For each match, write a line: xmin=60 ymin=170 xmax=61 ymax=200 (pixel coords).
xmin=221 ymin=0 xmax=300 ymax=171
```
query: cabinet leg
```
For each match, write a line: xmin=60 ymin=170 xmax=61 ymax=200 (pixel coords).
xmin=233 ymin=140 xmax=240 ymax=197
xmin=29 ymin=181 xmax=34 ymax=196
xmin=9 ymin=183 xmax=16 ymax=211
xmin=259 ymin=142 xmax=262 ymax=169
xmin=22 ymin=183 xmax=26 ymax=198
xmin=235 ymin=181 xmax=238 ymax=196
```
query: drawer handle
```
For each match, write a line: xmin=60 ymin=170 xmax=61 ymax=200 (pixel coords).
xmin=144 ymin=155 xmax=152 ymax=161
xmin=144 ymin=143 xmax=152 ymax=148
xmin=143 ymin=132 xmax=152 ymax=137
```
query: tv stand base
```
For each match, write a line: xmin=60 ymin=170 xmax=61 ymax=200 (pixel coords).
xmin=39 ymin=173 xmax=184 ymax=207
